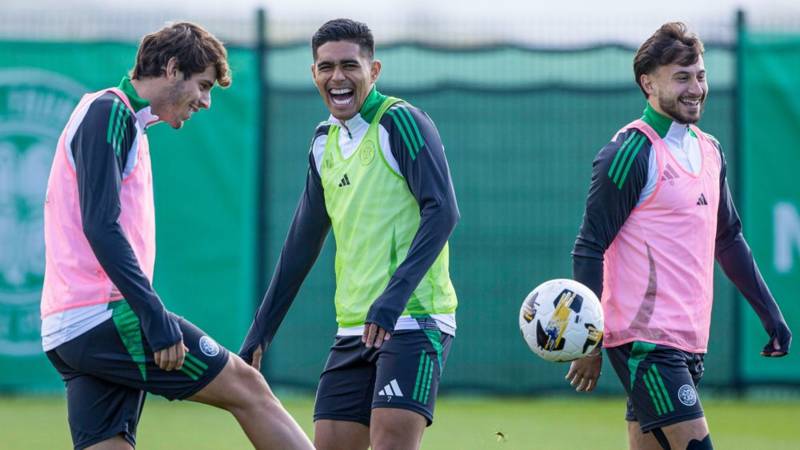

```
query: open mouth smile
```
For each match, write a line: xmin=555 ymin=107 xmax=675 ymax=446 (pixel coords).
xmin=329 ymin=87 xmax=355 ymax=106
xmin=680 ymin=97 xmax=701 ymax=108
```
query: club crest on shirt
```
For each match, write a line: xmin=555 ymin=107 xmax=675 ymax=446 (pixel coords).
xmin=0 ymin=69 xmax=86 ymax=356
xmin=199 ymin=335 xmax=220 ymax=357
xmin=360 ymin=141 xmax=376 ymax=166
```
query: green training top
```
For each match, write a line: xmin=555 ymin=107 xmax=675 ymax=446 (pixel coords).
xmin=320 ymin=96 xmax=458 ymax=328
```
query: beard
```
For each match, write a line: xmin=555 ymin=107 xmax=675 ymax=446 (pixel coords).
xmin=155 ymin=80 xmax=193 ymax=128
xmin=657 ymin=93 xmax=706 ymax=124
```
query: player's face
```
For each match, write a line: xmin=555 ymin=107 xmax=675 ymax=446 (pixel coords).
xmin=643 ymin=56 xmax=707 ymax=124
xmin=158 ymin=63 xmax=216 ymax=129
xmin=312 ymin=41 xmax=381 ymax=121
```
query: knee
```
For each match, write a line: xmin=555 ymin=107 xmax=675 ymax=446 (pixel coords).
xmin=687 ymin=435 xmax=712 ymax=450
xmin=370 ymin=409 xmax=426 ymax=450
xmin=370 ymin=426 xmax=409 ymax=450
xmin=370 ymin=421 xmax=423 ymax=450
xmin=224 ymin=357 xmax=279 ymax=410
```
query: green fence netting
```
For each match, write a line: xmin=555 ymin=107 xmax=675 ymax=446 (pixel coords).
xmin=262 ymin=44 xmax=738 ymax=393
xmin=0 ymin=30 xmax=797 ymax=394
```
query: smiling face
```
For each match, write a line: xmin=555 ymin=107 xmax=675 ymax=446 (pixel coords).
xmin=152 ymin=59 xmax=216 ymax=129
xmin=640 ymin=55 xmax=707 ymax=124
xmin=311 ymin=40 xmax=381 ymax=121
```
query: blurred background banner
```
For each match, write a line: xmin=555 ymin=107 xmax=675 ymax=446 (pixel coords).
xmin=0 ymin=8 xmax=797 ymax=394
xmin=0 ymin=62 xmax=87 ymax=391
xmin=740 ymin=28 xmax=800 ymax=384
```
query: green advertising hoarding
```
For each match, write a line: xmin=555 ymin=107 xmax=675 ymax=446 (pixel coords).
xmin=0 ymin=42 xmax=257 ymax=391
xmin=741 ymin=32 xmax=800 ymax=382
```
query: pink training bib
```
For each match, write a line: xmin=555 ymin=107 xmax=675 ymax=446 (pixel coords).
xmin=602 ymin=119 xmax=721 ymax=353
xmin=41 ymin=88 xmax=155 ymax=317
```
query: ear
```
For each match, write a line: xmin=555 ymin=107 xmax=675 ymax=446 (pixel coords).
xmin=640 ymin=73 xmax=655 ymax=97
xmin=311 ymin=62 xmax=317 ymax=80
xmin=165 ymin=57 xmax=180 ymax=80
xmin=370 ymin=59 xmax=382 ymax=83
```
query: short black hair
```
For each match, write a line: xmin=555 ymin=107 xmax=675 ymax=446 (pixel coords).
xmin=311 ymin=18 xmax=374 ymax=60
xmin=633 ymin=22 xmax=705 ymax=98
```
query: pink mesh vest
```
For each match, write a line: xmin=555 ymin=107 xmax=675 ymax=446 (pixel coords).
xmin=602 ymin=119 xmax=721 ymax=353
xmin=41 ymin=88 xmax=155 ymax=317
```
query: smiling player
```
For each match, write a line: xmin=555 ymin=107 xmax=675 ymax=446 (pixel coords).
xmin=567 ymin=22 xmax=791 ymax=450
xmin=41 ymin=22 xmax=313 ymax=450
xmin=240 ymin=18 xmax=460 ymax=450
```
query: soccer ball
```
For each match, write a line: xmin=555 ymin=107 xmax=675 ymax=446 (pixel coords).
xmin=519 ymin=278 xmax=604 ymax=362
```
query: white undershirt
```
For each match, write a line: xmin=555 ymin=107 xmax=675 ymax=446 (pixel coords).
xmin=312 ymin=113 xmax=400 ymax=175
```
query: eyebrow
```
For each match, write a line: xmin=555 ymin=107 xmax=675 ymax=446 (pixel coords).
xmin=316 ymin=58 xmax=361 ymax=67
xmin=673 ymin=69 xmax=705 ymax=76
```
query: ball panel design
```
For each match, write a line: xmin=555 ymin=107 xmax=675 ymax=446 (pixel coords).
xmin=519 ymin=279 xmax=604 ymax=362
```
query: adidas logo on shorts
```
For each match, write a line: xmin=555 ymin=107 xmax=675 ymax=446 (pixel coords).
xmin=378 ymin=379 xmax=404 ymax=398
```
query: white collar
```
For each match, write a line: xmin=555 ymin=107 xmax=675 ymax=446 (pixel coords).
xmin=135 ymin=105 xmax=161 ymax=129
xmin=327 ymin=113 xmax=369 ymax=139
xmin=664 ymin=120 xmax=693 ymax=144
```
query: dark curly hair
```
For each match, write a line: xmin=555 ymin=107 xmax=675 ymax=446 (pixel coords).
xmin=633 ymin=22 xmax=704 ymax=98
xmin=131 ymin=22 xmax=231 ymax=88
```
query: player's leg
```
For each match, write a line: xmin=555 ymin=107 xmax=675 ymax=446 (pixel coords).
xmin=187 ymin=354 xmax=313 ymax=450
xmin=624 ymin=395 xmax=663 ymax=450
xmin=629 ymin=419 xmax=710 ymax=450
xmin=608 ymin=342 xmax=709 ymax=450
xmin=658 ymin=417 xmax=711 ymax=449
xmin=84 ymin=436 xmax=134 ymax=450
xmin=314 ymin=420 xmax=370 ymax=450
xmin=607 ymin=344 xmax=657 ymax=450
xmin=60 ymin=301 xmax=312 ymax=449
xmin=370 ymin=408 xmax=426 ymax=450
xmin=659 ymin=352 xmax=712 ymax=449
xmin=627 ymin=420 xmax=664 ymax=450
xmin=150 ymin=312 xmax=312 ymax=449
xmin=313 ymin=335 xmax=375 ymax=450
xmin=369 ymin=329 xmax=453 ymax=450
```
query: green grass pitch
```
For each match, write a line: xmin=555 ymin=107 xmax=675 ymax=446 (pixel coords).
xmin=1 ymin=395 xmax=797 ymax=449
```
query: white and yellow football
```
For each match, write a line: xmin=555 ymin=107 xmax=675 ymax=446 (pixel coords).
xmin=519 ymin=278 xmax=604 ymax=362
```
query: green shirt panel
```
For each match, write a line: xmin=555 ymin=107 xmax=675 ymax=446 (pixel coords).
xmin=321 ymin=97 xmax=457 ymax=327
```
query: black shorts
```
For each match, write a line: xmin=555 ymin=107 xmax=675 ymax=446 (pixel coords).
xmin=314 ymin=329 xmax=453 ymax=427
xmin=45 ymin=300 xmax=229 ymax=450
xmin=606 ymin=341 xmax=705 ymax=432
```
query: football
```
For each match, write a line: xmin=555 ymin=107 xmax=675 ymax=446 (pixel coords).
xmin=519 ymin=278 xmax=604 ymax=362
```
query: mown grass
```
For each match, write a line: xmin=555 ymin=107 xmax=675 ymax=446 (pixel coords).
xmin=1 ymin=395 xmax=797 ymax=449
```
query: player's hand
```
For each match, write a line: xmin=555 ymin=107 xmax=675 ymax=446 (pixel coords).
xmin=565 ymin=349 xmax=602 ymax=392
xmin=362 ymin=323 xmax=391 ymax=349
xmin=761 ymin=322 xmax=791 ymax=357
xmin=251 ymin=345 xmax=264 ymax=371
xmin=154 ymin=341 xmax=188 ymax=371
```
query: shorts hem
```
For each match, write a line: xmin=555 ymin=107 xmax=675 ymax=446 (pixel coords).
xmin=372 ymin=403 xmax=434 ymax=426
xmin=75 ymin=429 xmax=135 ymax=450
xmin=604 ymin=338 xmax=706 ymax=354
xmin=172 ymin=350 xmax=230 ymax=401
xmin=313 ymin=413 xmax=370 ymax=427
xmin=636 ymin=411 xmax=706 ymax=433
